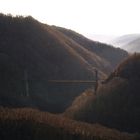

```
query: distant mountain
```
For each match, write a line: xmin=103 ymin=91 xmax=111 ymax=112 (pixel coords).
xmin=123 ymin=38 xmax=140 ymax=52
xmin=0 ymin=14 xmax=128 ymax=113
xmin=110 ymin=34 xmax=140 ymax=52
xmin=64 ymin=54 xmax=140 ymax=133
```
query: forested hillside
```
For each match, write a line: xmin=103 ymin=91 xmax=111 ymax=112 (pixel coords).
xmin=54 ymin=26 xmax=128 ymax=70
xmin=64 ymin=54 xmax=140 ymax=133
xmin=0 ymin=14 xmax=128 ymax=113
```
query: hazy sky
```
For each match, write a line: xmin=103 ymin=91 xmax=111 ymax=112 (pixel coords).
xmin=0 ymin=0 xmax=140 ymax=37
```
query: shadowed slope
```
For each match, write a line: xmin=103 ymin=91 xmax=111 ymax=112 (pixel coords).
xmin=0 ymin=14 xmax=95 ymax=112
xmin=0 ymin=13 xmax=128 ymax=113
xmin=64 ymin=54 xmax=140 ymax=133
xmin=54 ymin=26 xmax=128 ymax=70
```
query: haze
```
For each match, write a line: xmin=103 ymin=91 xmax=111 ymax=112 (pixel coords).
xmin=0 ymin=0 xmax=140 ymax=38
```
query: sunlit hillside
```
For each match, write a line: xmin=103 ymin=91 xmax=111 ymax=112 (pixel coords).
xmin=0 ymin=107 xmax=135 ymax=140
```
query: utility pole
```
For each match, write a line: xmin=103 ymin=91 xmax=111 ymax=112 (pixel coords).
xmin=24 ymin=69 xmax=29 ymax=97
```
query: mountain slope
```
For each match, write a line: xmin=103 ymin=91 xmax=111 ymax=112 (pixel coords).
xmin=0 ymin=13 xmax=128 ymax=113
xmin=0 ymin=14 xmax=95 ymax=112
xmin=64 ymin=54 xmax=140 ymax=133
xmin=54 ymin=26 xmax=128 ymax=69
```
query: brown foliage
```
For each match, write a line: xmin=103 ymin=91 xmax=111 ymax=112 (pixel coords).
xmin=64 ymin=54 xmax=140 ymax=133
xmin=0 ymin=107 xmax=134 ymax=140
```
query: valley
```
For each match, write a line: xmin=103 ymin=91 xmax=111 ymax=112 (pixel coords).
xmin=0 ymin=13 xmax=139 ymax=140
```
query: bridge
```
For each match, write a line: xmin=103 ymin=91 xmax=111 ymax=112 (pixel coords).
xmin=48 ymin=80 xmax=97 ymax=83
xmin=48 ymin=69 xmax=99 ymax=94
xmin=24 ymin=69 xmax=101 ymax=96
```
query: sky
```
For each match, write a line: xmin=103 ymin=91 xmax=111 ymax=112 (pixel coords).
xmin=0 ymin=0 xmax=140 ymax=39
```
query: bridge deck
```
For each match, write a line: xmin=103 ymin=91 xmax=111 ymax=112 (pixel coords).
xmin=48 ymin=80 xmax=97 ymax=83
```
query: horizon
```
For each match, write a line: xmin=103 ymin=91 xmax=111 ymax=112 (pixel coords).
xmin=0 ymin=0 xmax=140 ymax=40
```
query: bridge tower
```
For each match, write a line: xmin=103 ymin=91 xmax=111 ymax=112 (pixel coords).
xmin=94 ymin=69 xmax=98 ymax=94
